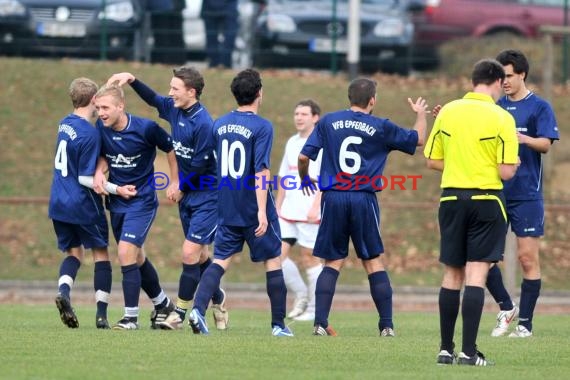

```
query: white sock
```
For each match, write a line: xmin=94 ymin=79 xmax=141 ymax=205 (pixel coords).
xmin=282 ymin=257 xmax=307 ymax=299
xmin=305 ymin=264 xmax=323 ymax=313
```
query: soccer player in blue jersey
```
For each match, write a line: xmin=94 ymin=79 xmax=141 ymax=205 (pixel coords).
xmin=188 ymin=69 xmax=292 ymax=337
xmin=485 ymin=50 xmax=560 ymax=338
xmin=93 ymin=84 xmax=179 ymax=330
xmin=298 ymin=78 xmax=428 ymax=337
xmin=49 ymin=78 xmax=135 ymax=329
xmin=106 ymin=68 xmax=228 ymax=331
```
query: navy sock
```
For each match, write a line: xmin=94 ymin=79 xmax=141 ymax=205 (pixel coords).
xmin=461 ymin=286 xmax=485 ymax=357
xmin=368 ymin=271 xmax=393 ymax=330
xmin=314 ymin=266 xmax=339 ymax=328
xmin=58 ymin=256 xmax=81 ymax=298
xmin=519 ymin=279 xmax=541 ymax=331
xmin=194 ymin=263 xmax=224 ymax=315
xmin=486 ymin=265 xmax=514 ymax=310
xmin=439 ymin=287 xmax=460 ymax=353
xmin=94 ymin=261 xmax=112 ymax=317
xmin=202 ymin=258 xmax=224 ymax=304
xmin=139 ymin=258 xmax=165 ymax=307
xmin=266 ymin=269 xmax=287 ymax=329
xmin=178 ymin=263 xmax=200 ymax=302
xmin=122 ymin=263 xmax=141 ymax=309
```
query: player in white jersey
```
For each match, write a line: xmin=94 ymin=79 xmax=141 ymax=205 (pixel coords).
xmin=276 ymin=99 xmax=323 ymax=322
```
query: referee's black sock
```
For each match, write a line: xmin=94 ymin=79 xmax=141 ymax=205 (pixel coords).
xmin=461 ymin=285 xmax=485 ymax=357
xmin=439 ymin=287 xmax=460 ymax=353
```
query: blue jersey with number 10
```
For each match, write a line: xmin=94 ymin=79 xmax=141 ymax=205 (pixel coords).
xmin=301 ymin=109 xmax=419 ymax=192
xmin=48 ymin=114 xmax=105 ymax=224
xmin=213 ymin=110 xmax=278 ymax=226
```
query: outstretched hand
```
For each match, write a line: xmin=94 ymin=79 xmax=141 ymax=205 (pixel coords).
xmin=407 ymin=97 xmax=429 ymax=115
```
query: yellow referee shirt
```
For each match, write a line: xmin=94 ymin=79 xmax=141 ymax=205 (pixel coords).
xmin=424 ymin=92 xmax=518 ymax=189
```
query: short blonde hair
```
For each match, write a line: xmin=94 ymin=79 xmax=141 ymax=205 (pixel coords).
xmin=69 ymin=77 xmax=98 ymax=108
xmin=94 ymin=83 xmax=125 ymax=104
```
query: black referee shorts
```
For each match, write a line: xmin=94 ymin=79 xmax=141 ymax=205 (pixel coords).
xmin=438 ymin=188 xmax=508 ymax=267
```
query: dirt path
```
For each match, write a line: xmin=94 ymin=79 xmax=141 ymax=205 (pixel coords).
xmin=2 ymin=281 xmax=569 ymax=314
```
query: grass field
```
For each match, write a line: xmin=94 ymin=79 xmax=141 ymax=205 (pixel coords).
xmin=1 ymin=306 xmax=569 ymax=380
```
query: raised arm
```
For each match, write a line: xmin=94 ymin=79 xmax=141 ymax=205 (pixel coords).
xmin=407 ymin=97 xmax=429 ymax=146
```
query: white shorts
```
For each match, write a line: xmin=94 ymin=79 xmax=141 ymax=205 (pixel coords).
xmin=278 ymin=218 xmax=319 ymax=249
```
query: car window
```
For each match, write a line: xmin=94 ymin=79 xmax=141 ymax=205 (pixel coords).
xmin=519 ymin=0 xmax=565 ymax=5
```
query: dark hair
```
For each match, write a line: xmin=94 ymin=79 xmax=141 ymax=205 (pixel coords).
xmin=496 ymin=49 xmax=529 ymax=82
xmin=172 ymin=66 xmax=205 ymax=99
xmin=295 ymin=99 xmax=321 ymax=116
xmin=230 ymin=69 xmax=262 ymax=106
xmin=471 ymin=59 xmax=505 ymax=86
xmin=348 ymin=78 xmax=376 ymax=108
xmin=69 ymin=77 xmax=98 ymax=108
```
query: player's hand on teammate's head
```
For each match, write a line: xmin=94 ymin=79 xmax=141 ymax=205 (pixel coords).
xmin=106 ymin=72 xmax=135 ymax=87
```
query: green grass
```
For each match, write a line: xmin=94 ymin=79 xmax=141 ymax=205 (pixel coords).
xmin=1 ymin=306 xmax=569 ymax=379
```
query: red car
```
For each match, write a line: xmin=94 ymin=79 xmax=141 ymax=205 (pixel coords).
xmin=411 ymin=0 xmax=566 ymax=68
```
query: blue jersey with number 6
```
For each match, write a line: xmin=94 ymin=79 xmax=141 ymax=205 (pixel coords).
xmin=48 ymin=114 xmax=105 ymax=224
xmin=301 ymin=109 xmax=418 ymax=192
xmin=213 ymin=110 xmax=278 ymax=226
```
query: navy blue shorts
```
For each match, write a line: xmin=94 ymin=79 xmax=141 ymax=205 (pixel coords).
xmin=313 ymin=191 xmax=384 ymax=261
xmin=213 ymin=220 xmax=281 ymax=262
xmin=507 ymin=199 xmax=544 ymax=237
xmin=179 ymin=191 xmax=218 ymax=244
xmin=110 ymin=208 xmax=157 ymax=247
xmin=438 ymin=189 xmax=507 ymax=267
xmin=52 ymin=218 xmax=108 ymax=252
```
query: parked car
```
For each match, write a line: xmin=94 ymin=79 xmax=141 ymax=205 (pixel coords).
xmin=251 ymin=0 xmax=424 ymax=75
xmin=0 ymin=0 xmax=144 ymax=60
xmin=181 ymin=0 xmax=262 ymax=67
xmin=411 ymin=0 xmax=567 ymax=68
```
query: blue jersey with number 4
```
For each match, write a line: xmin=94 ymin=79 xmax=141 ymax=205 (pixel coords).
xmin=301 ymin=109 xmax=418 ymax=192
xmin=213 ymin=110 xmax=278 ymax=226
xmin=48 ymin=114 xmax=105 ymax=224
xmin=498 ymin=93 xmax=559 ymax=201
xmin=97 ymin=114 xmax=174 ymax=212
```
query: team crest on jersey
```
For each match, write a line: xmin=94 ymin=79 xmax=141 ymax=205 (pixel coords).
xmin=107 ymin=153 xmax=141 ymax=168
xmin=173 ymin=140 xmax=193 ymax=158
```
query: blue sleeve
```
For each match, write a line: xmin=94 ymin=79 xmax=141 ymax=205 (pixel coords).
xmin=77 ymin=130 xmax=101 ymax=176
xmin=130 ymin=79 xmax=173 ymax=122
xmin=536 ymin=101 xmax=559 ymax=140
xmin=254 ymin=122 xmax=273 ymax=173
xmin=145 ymin=121 xmax=174 ymax=153
xmin=300 ymin=119 xmax=323 ymax=160
xmin=383 ymin=119 xmax=418 ymax=155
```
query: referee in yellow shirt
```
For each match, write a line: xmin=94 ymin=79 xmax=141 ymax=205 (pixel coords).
xmin=425 ymin=59 xmax=519 ymax=366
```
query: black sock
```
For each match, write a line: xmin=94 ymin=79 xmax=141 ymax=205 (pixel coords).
xmin=461 ymin=286 xmax=485 ymax=356
xmin=439 ymin=287 xmax=460 ymax=352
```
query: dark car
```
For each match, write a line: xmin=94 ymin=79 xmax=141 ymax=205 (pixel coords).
xmin=411 ymin=0 xmax=566 ymax=68
xmin=0 ymin=0 xmax=144 ymax=60
xmin=252 ymin=0 xmax=423 ymax=75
